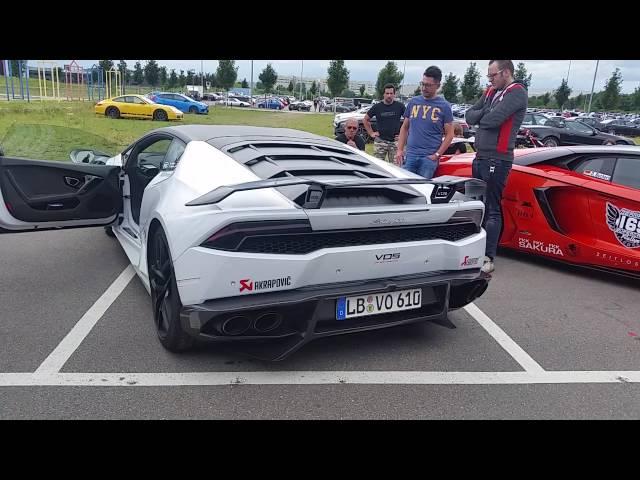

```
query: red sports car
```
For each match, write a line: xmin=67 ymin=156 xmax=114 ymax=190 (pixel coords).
xmin=435 ymin=146 xmax=640 ymax=278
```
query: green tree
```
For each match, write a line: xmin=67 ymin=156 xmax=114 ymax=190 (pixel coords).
xmin=460 ymin=62 xmax=482 ymax=102
xmin=207 ymin=72 xmax=217 ymax=89
xmin=375 ymin=61 xmax=404 ymax=99
xmin=359 ymin=84 xmax=365 ymax=96
xmin=241 ymin=78 xmax=249 ymax=88
xmin=258 ymin=63 xmax=278 ymax=94
xmin=10 ymin=60 xmax=26 ymax=76
xmin=159 ymin=66 xmax=167 ymax=88
xmin=99 ymin=60 xmax=114 ymax=74
xmin=632 ymin=86 xmax=640 ymax=110
xmin=310 ymin=81 xmax=318 ymax=97
xmin=514 ymin=62 xmax=532 ymax=90
xmin=132 ymin=61 xmax=144 ymax=85
xmin=327 ymin=60 xmax=349 ymax=98
xmin=441 ymin=72 xmax=459 ymax=103
xmin=600 ymin=68 xmax=623 ymax=111
xmin=540 ymin=92 xmax=551 ymax=107
xmin=168 ymin=69 xmax=177 ymax=89
xmin=178 ymin=70 xmax=186 ymax=88
xmin=144 ymin=60 xmax=160 ymax=87
xmin=216 ymin=60 xmax=239 ymax=92
xmin=117 ymin=60 xmax=129 ymax=87
xmin=288 ymin=80 xmax=294 ymax=93
xmin=554 ymin=79 xmax=572 ymax=110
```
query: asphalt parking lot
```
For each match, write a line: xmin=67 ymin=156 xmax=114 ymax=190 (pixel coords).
xmin=1 ymin=227 xmax=639 ymax=419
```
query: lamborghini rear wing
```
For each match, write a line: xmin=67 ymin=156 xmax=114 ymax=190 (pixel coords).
xmin=186 ymin=175 xmax=486 ymax=209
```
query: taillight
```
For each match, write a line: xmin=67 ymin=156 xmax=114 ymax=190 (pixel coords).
xmin=201 ymin=219 xmax=312 ymax=251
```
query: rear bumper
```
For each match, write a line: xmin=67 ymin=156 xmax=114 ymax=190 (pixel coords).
xmin=179 ymin=269 xmax=490 ymax=360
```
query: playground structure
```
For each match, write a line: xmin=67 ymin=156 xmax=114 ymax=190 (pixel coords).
xmin=105 ymin=67 xmax=122 ymax=98
xmin=37 ymin=60 xmax=61 ymax=101
xmin=2 ymin=59 xmax=125 ymax=103
xmin=86 ymin=64 xmax=105 ymax=101
xmin=64 ymin=60 xmax=85 ymax=101
xmin=1 ymin=60 xmax=30 ymax=101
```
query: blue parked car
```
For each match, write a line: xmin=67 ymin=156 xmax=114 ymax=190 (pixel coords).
xmin=257 ymin=98 xmax=284 ymax=110
xmin=147 ymin=92 xmax=209 ymax=114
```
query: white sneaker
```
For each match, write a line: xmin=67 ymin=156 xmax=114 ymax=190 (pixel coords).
xmin=481 ymin=257 xmax=495 ymax=274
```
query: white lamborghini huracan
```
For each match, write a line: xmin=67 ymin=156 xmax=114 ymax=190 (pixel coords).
xmin=0 ymin=125 xmax=490 ymax=360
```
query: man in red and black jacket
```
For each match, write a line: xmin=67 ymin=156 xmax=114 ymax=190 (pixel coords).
xmin=465 ymin=60 xmax=528 ymax=274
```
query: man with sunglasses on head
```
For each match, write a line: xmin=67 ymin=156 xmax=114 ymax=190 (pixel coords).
xmin=335 ymin=117 xmax=366 ymax=150
xmin=465 ymin=60 xmax=527 ymax=274
xmin=395 ymin=66 xmax=454 ymax=179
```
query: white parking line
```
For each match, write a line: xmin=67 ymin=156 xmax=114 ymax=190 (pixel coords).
xmin=35 ymin=266 xmax=136 ymax=374
xmin=464 ymin=303 xmax=546 ymax=373
xmin=1 ymin=371 xmax=639 ymax=386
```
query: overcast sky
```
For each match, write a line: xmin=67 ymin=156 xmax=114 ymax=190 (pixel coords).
xmin=52 ymin=60 xmax=640 ymax=95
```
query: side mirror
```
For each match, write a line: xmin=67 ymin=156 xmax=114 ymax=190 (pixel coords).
xmin=69 ymin=149 xmax=112 ymax=164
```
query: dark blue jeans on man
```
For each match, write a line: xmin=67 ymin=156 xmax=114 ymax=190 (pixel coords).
xmin=403 ymin=154 xmax=439 ymax=179
xmin=472 ymin=156 xmax=512 ymax=260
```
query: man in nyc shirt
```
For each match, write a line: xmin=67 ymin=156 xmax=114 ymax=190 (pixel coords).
xmin=395 ymin=66 xmax=454 ymax=179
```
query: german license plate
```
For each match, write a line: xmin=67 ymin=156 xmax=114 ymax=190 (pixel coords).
xmin=336 ymin=288 xmax=422 ymax=320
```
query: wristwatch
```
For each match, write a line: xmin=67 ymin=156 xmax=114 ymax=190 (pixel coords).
xmin=433 ymin=152 xmax=441 ymax=158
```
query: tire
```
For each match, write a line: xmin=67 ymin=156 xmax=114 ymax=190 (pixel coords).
xmin=104 ymin=226 xmax=116 ymax=237
xmin=189 ymin=106 xmax=198 ymax=114
xmin=148 ymin=227 xmax=194 ymax=352
xmin=542 ymin=136 xmax=559 ymax=147
xmin=153 ymin=109 xmax=168 ymax=121
xmin=106 ymin=107 xmax=120 ymax=119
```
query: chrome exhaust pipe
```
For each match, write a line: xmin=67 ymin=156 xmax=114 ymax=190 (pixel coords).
xmin=221 ymin=316 xmax=251 ymax=336
xmin=253 ymin=312 xmax=283 ymax=333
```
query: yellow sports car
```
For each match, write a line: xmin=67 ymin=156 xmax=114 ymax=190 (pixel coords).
xmin=95 ymin=94 xmax=183 ymax=121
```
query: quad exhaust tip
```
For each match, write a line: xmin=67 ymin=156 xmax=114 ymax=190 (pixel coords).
xmin=221 ymin=316 xmax=251 ymax=336
xmin=253 ymin=312 xmax=283 ymax=333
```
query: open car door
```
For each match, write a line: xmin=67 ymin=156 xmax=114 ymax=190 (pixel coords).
xmin=0 ymin=156 xmax=122 ymax=232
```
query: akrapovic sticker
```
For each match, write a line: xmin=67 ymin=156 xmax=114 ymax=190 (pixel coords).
xmin=239 ymin=276 xmax=292 ymax=292
xmin=606 ymin=203 xmax=640 ymax=249
xmin=518 ymin=238 xmax=564 ymax=256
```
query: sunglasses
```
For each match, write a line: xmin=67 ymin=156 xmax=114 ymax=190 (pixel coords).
xmin=487 ymin=70 xmax=503 ymax=80
xmin=346 ymin=126 xmax=358 ymax=130
xmin=420 ymin=82 xmax=438 ymax=88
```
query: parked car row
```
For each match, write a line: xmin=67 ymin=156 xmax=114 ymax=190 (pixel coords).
xmin=518 ymin=116 xmax=635 ymax=147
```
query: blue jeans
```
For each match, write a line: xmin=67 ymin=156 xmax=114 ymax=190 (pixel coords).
xmin=403 ymin=154 xmax=439 ymax=179
xmin=472 ymin=156 xmax=513 ymax=260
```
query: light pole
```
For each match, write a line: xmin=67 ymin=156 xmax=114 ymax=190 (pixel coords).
xmin=587 ymin=60 xmax=599 ymax=114
xmin=300 ymin=60 xmax=304 ymax=100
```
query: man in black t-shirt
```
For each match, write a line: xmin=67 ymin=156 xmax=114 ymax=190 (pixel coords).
xmin=363 ymin=83 xmax=406 ymax=162
xmin=335 ymin=118 xmax=366 ymax=150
